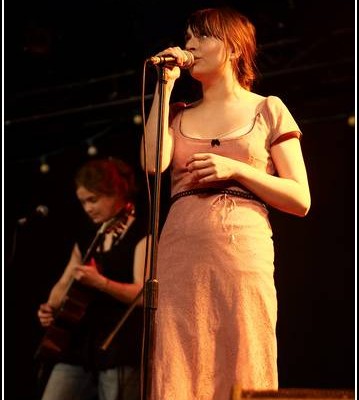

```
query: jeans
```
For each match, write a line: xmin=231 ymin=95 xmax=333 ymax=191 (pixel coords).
xmin=41 ymin=363 xmax=141 ymax=400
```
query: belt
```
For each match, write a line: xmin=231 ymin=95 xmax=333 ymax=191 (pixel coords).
xmin=170 ymin=187 xmax=266 ymax=207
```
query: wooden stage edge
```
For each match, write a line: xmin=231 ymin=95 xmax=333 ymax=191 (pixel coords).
xmin=231 ymin=388 xmax=355 ymax=400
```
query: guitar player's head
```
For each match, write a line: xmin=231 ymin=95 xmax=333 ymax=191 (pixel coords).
xmin=74 ymin=157 xmax=137 ymax=224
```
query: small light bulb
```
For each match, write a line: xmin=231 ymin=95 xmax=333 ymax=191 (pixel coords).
xmin=40 ymin=162 xmax=50 ymax=173
xmin=88 ymin=145 xmax=98 ymax=156
xmin=347 ymin=115 xmax=355 ymax=127
xmin=133 ymin=114 xmax=142 ymax=125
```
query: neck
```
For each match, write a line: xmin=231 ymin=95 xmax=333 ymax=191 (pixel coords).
xmin=201 ymin=74 xmax=242 ymax=103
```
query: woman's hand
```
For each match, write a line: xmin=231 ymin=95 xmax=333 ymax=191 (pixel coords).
xmin=73 ymin=264 xmax=107 ymax=291
xmin=38 ymin=303 xmax=55 ymax=327
xmin=153 ymin=46 xmax=188 ymax=81
xmin=186 ymin=153 xmax=240 ymax=184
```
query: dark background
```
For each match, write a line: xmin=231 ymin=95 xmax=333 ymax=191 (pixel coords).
xmin=4 ymin=0 xmax=355 ymax=399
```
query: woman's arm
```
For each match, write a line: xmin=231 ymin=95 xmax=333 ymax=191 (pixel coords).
xmin=74 ymin=236 xmax=151 ymax=305
xmin=47 ymin=243 xmax=83 ymax=308
xmin=141 ymin=68 xmax=180 ymax=173
xmin=186 ymin=138 xmax=311 ymax=217
xmin=38 ymin=243 xmax=82 ymax=326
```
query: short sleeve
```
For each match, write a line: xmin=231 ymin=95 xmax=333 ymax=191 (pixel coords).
xmin=265 ymin=96 xmax=302 ymax=146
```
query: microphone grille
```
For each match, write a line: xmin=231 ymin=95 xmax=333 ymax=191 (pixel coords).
xmin=183 ymin=51 xmax=194 ymax=69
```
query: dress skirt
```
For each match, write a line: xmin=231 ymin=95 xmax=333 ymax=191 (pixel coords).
xmin=151 ymin=193 xmax=278 ymax=400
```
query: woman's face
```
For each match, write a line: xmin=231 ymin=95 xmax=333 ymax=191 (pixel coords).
xmin=76 ymin=186 xmax=123 ymax=224
xmin=185 ymin=27 xmax=228 ymax=78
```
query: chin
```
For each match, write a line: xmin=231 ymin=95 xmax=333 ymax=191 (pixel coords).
xmin=90 ymin=216 xmax=102 ymax=224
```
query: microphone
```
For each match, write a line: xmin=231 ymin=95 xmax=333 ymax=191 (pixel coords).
xmin=147 ymin=50 xmax=194 ymax=69
xmin=17 ymin=204 xmax=49 ymax=226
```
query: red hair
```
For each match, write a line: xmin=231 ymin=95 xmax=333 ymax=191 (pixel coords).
xmin=186 ymin=7 xmax=257 ymax=90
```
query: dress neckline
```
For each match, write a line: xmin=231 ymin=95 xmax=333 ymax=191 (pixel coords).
xmin=178 ymin=111 xmax=260 ymax=142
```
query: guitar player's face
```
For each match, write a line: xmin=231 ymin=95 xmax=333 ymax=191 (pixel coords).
xmin=76 ymin=186 xmax=123 ymax=224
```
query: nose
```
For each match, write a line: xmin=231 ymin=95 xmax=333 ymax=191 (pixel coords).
xmin=185 ymin=37 xmax=197 ymax=51
xmin=83 ymin=203 xmax=93 ymax=215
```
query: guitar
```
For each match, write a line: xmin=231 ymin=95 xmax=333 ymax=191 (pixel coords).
xmin=35 ymin=203 xmax=135 ymax=362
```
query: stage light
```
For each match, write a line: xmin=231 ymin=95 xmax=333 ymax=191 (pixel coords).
xmin=347 ymin=114 xmax=355 ymax=127
xmin=86 ymin=139 xmax=98 ymax=156
xmin=40 ymin=158 xmax=50 ymax=173
xmin=133 ymin=113 xmax=142 ymax=125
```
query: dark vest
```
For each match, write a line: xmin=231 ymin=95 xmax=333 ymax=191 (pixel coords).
xmin=61 ymin=215 xmax=147 ymax=371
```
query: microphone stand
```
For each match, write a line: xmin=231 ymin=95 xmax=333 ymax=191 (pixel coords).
xmin=101 ymin=65 xmax=167 ymax=400
xmin=141 ymin=65 xmax=167 ymax=400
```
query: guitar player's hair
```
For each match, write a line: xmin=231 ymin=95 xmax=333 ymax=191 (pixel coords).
xmin=74 ymin=157 xmax=138 ymax=201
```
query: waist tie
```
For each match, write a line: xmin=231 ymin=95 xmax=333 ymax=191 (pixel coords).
xmin=170 ymin=187 xmax=266 ymax=208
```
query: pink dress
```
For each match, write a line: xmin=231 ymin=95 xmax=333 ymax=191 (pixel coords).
xmin=151 ymin=96 xmax=301 ymax=400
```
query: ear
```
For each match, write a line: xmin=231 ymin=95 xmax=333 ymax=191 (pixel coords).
xmin=229 ymin=48 xmax=240 ymax=60
xmin=229 ymin=53 xmax=240 ymax=63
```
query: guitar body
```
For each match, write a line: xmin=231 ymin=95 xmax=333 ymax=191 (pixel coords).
xmin=35 ymin=281 xmax=95 ymax=361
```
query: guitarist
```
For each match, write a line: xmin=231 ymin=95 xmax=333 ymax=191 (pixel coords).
xmin=37 ymin=157 xmax=149 ymax=400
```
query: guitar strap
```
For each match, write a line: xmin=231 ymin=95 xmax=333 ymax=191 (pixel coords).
xmin=89 ymin=202 xmax=136 ymax=256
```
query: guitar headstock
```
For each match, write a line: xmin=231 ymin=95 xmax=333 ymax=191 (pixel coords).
xmin=98 ymin=202 xmax=135 ymax=235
